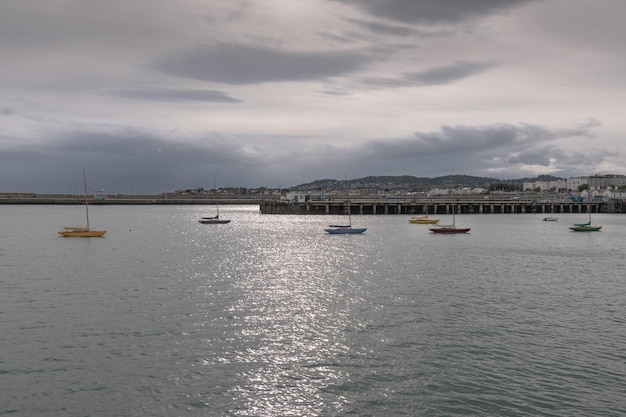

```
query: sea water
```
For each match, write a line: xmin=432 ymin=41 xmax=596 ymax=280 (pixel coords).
xmin=1 ymin=205 xmax=625 ymax=416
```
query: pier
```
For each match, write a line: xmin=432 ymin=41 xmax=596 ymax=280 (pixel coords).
xmin=261 ymin=197 xmax=620 ymax=215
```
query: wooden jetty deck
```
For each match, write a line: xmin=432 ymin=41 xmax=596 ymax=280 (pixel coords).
xmin=261 ymin=197 xmax=620 ymax=215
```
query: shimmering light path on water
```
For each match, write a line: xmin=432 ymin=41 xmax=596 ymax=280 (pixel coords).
xmin=1 ymin=205 xmax=625 ymax=416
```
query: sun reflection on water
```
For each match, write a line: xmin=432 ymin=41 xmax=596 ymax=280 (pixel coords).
xmin=193 ymin=213 xmax=372 ymax=415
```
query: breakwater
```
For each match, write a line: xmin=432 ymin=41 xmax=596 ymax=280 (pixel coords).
xmin=0 ymin=193 xmax=263 ymax=205
xmin=2 ymin=193 xmax=623 ymax=214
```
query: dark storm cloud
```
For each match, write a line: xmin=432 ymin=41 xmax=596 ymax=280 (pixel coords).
xmin=107 ymin=88 xmax=241 ymax=103
xmin=330 ymin=0 xmax=537 ymax=24
xmin=155 ymin=43 xmax=375 ymax=84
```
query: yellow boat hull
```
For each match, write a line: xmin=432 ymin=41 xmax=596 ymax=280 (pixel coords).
xmin=409 ymin=218 xmax=440 ymax=224
xmin=58 ymin=229 xmax=106 ymax=237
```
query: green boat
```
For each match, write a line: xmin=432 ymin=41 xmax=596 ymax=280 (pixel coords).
xmin=569 ymin=203 xmax=602 ymax=232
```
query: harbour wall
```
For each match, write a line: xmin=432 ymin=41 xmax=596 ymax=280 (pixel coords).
xmin=0 ymin=193 xmax=263 ymax=205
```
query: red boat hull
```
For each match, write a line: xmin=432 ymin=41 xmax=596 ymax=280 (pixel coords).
xmin=429 ymin=227 xmax=470 ymax=234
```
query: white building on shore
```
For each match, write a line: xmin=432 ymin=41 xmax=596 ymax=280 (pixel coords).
xmin=523 ymin=178 xmax=567 ymax=191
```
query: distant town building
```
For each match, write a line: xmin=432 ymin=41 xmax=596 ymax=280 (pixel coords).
xmin=587 ymin=174 xmax=626 ymax=189
xmin=523 ymin=179 xmax=567 ymax=191
xmin=286 ymin=192 xmax=307 ymax=202
xmin=607 ymin=188 xmax=626 ymax=200
xmin=566 ymin=176 xmax=588 ymax=191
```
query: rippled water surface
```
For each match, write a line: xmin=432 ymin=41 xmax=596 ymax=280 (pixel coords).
xmin=1 ymin=205 xmax=626 ymax=416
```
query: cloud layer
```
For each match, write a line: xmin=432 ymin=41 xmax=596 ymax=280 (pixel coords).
xmin=1 ymin=0 xmax=624 ymax=193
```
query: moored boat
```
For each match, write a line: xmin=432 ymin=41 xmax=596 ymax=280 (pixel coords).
xmin=58 ymin=169 xmax=106 ymax=237
xmin=429 ymin=206 xmax=470 ymax=234
xmin=408 ymin=215 xmax=440 ymax=224
xmin=199 ymin=216 xmax=231 ymax=224
xmin=429 ymin=226 xmax=471 ymax=234
xmin=199 ymin=179 xmax=231 ymax=224
xmin=325 ymin=226 xmax=367 ymax=234
xmin=325 ymin=175 xmax=366 ymax=234
xmin=569 ymin=224 xmax=602 ymax=232
xmin=569 ymin=195 xmax=601 ymax=232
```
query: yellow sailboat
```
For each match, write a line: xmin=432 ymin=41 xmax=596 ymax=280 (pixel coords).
xmin=58 ymin=169 xmax=106 ymax=237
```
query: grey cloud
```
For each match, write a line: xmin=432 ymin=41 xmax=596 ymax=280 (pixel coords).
xmin=361 ymin=61 xmax=495 ymax=88
xmin=507 ymin=146 xmax=564 ymax=166
xmin=346 ymin=18 xmax=418 ymax=36
xmin=0 ymin=1 xmax=185 ymax=49
xmin=347 ymin=123 xmax=600 ymax=177
xmin=107 ymin=88 xmax=241 ymax=103
xmin=330 ymin=0 xmax=537 ymax=24
xmin=406 ymin=61 xmax=495 ymax=85
xmin=155 ymin=43 xmax=375 ymax=84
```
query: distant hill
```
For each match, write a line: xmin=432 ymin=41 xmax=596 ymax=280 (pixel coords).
xmin=288 ymin=175 xmax=563 ymax=192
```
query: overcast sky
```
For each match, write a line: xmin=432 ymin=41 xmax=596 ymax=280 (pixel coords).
xmin=1 ymin=0 xmax=625 ymax=194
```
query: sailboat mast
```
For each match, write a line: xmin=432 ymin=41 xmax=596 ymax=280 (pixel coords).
xmin=452 ymin=205 xmax=456 ymax=227
xmin=214 ymin=179 xmax=219 ymax=217
xmin=345 ymin=174 xmax=352 ymax=227
xmin=82 ymin=168 xmax=90 ymax=230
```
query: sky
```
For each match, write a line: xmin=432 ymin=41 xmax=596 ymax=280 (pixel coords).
xmin=1 ymin=0 xmax=625 ymax=194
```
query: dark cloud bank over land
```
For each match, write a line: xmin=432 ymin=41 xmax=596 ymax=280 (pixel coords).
xmin=0 ymin=121 xmax=603 ymax=194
